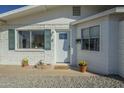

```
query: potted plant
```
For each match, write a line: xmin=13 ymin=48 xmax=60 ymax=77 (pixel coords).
xmin=22 ymin=57 xmax=29 ymax=67
xmin=79 ymin=60 xmax=87 ymax=72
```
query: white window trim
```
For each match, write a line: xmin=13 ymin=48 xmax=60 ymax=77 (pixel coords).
xmin=15 ymin=29 xmax=45 ymax=52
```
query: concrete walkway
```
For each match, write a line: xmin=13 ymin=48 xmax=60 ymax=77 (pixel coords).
xmin=0 ymin=65 xmax=95 ymax=76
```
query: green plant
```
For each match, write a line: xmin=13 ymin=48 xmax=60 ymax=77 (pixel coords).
xmin=79 ymin=60 xmax=87 ymax=66
xmin=22 ymin=57 xmax=29 ymax=65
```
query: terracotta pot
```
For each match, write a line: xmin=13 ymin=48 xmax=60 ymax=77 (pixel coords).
xmin=79 ymin=65 xmax=87 ymax=72
xmin=22 ymin=62 xmax=29 ymax=67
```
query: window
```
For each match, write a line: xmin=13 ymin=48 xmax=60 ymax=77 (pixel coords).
xmin=81 ymin=28 xmax=90 ymax=50
xmin=18 ymin=31 xmax=30 ymax=48
xmin=81 ymin=25 xmax=100 ymax=51
xmin=73 ymin=6 xmax=81 ymax=16
xmin=59 ymin=33 xmax=67 ymax=39
xmin=18 ymin=30 xmax=44 ymax=49
xmin=32 ymin=31 xmax=44 ymax=48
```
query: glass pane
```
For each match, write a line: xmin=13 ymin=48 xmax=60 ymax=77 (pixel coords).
xmin=90 ymin=26 xmax=100 ymax=38
xmin=90 ymin=38 xmax=95 ymax=51
xmin=32 ymin=31 xmax=44 ymax=49
xmin=96 ymin=38 xmax=100 ymax=51
xmin=82 ymin=39 xmax=89 ymax=50
xmin=81 ymin=28 xmax=90 ymax=39
xmin=59 ymin=33 xmax=67 ymax=39
xmin=90 ymin=38 xmax=99 ymax=51
xmin=18 ymin=31 xmax=30 ymax=48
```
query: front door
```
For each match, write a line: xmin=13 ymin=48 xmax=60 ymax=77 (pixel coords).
xmin=56 ymin=31 xmax=70 ymax=63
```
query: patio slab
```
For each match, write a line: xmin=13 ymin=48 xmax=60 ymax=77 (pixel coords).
xmin=0 ymin=65 xmax=95 ymax=76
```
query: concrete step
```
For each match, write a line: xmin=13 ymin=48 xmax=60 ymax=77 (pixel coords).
xmin=34 ymin=63 xmax=70 ymax=70
xmin=54 ymin=64 xmax=69 ymax=70
xmin=34 ymin=64 xmax=54 ymax=69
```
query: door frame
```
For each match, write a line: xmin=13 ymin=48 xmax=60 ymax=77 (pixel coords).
xmin=54 ymin=29 xmax=70 ymax=64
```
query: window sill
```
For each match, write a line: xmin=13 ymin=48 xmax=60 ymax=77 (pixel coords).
xmin=81 ymin=49 xmax=100 ymax=53
xmin=15 ymin=49 xmax=45 ymax=52
xmin=73 ymin=15 xmax=81 ymax=17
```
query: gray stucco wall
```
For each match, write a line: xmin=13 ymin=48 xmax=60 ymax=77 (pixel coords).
xmin=73 ymin=16 xmax=110 ymax=74
xmin=70 ymin=25 xmax=77 ymax=66
xmin=73 ymin=14 xmax=124 ymax=76
xmin=119 ymin=19 xmax=124 ymax=77
xmin=108 ymin=15 xmax=119 ymax=74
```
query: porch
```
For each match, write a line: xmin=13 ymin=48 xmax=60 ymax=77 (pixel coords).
xmin=0 ymin=65 xmax=92 ymax=76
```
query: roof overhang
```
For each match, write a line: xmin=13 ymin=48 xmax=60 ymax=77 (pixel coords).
xmin=0 ymin=5 xmax=59 ymax=22
xmin=71 ymin=7 xmax=124 ymax=25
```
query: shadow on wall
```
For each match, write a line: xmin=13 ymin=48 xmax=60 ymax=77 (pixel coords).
xmin=63 ymin=38 xmax=69 ymax=63
xmin=63 ymin=33 xmax=69 ymax=63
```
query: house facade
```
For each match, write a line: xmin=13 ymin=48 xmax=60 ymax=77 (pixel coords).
xmin=0 ymin=5 xmax=124 ymax=77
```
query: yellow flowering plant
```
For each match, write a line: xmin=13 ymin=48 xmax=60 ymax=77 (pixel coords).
xmin=22 ymin=57 xmax=29 ymax=66
xmin=79 ymin=60 xmax=87 ymax=66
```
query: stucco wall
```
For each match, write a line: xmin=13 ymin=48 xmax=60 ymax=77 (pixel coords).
xmin=0 ymin=24 xmax=70 ymax=65
xmin=0 ymin=27 xmax=55 ymax=65
xmin=108 ymin=15 xmax=119 ymax=74
xmin=75 ymin=16 xmax=110 ymax=74
xmin=119 ymin=20 xmax=124 ymax=77
xmin=70 ymin=26 xmax=77 ymax=66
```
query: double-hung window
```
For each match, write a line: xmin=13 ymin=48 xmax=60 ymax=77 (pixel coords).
xmin=81 ymin=25 xmax=100 ymax=51
xmin=18 ymin=30 xmax=45 ymax=49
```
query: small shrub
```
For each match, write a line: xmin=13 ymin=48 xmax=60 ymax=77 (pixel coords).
xmin=22 ymin=57 xmax=29 ymax=67
xmin=79 ymin=60 xmax=87 ymax=66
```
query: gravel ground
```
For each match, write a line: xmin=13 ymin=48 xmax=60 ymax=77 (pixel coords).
xmin=0 ymin=76 xmax=124 ymax=88
xmin=0 ymin=74 xmax=123 ymax=88
xmin=0 ymin=66 xmax=123 ymax=88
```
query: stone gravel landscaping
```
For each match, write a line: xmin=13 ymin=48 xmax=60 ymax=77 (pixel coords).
xmin=0 ymin=75 xmax=123 ymax=88
xmin=0 ymin=65 xmax=123 ymax=88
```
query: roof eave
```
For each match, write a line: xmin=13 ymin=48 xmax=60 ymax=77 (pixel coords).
xmin=71 ymin=7 xmax=124 ymax=25
xmin=0 ymin=5 xmax=59 ymax=21
xmin=0 ymin=6 xmax=39 ymax=18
